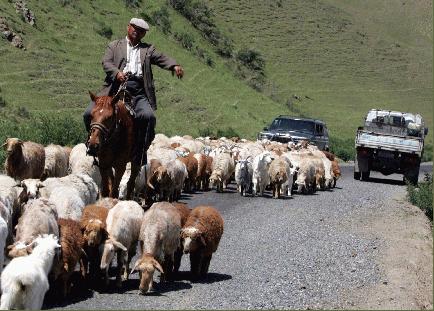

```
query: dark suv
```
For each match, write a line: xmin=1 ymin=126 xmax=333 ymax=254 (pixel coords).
xmin=257 ymin=115 xmax=330 ymax=150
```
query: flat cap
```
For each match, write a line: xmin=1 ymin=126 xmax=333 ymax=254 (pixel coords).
xmin=129 ymin=18 xmax=149 ymax=31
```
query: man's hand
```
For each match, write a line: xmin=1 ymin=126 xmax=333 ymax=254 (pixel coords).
xmin=173 ymin=65 xmax=184 ymax=79
xmin=116 ymin=71 xmax=127 ymax=82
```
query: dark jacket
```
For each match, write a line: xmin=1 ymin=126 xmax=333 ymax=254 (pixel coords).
xmin=99 ymin=38 xmax=177 ymax=110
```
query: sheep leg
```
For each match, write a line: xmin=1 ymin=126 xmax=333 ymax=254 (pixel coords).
xmin=112 ymin=165 xmax=127 ymax=199
xmin=189 ymin=252 xmax=202 ymax=280
xmin=200 ymin=254 xmax=212 ymax=276
xmin=115 ymin=251 xmax=123 ymax=288
xmin=174 ymin=247 xmax=182 ymax=274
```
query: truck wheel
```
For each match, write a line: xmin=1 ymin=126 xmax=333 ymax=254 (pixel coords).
xmin=404 ymin=168 xmax=420 ymax=185
xmin=361 ymin=170 xmax=370 ymax=181
xmin=354 ymin=171 xmax=361 ymax=180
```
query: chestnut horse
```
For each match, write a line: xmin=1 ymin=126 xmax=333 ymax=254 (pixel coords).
xmin=86 ymin=91 xmax=139 ymax=199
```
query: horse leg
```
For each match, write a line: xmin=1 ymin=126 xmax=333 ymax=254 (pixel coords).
xmin=126 ymin=163 xmax=140 ymax=200
xmin=100 ymin=168 xmax=112 ymax=198
xmin=112 ymin=165 xmax=126 ymax=199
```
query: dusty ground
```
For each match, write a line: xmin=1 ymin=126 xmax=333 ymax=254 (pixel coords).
xmin=344 ymin=192 xmax=433 ymax=310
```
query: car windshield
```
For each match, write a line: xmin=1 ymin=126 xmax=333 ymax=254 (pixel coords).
xmin=269 ymin=118 xmax=315 ymax=134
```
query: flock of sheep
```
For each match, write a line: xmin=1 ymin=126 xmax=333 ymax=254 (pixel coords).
xmin=0 ymin=133 xmax=341 ymax=309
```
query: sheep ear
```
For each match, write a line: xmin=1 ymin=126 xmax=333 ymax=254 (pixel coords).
xmin=130 ymin=259 xmax=141 ymax=275
xmin=152 ymin=259 xmax=164 ymax=274
xmin=112 ymin=240 xmax=127 ymax=252
xmin=7 ymin=244 xmax=14 ymax=250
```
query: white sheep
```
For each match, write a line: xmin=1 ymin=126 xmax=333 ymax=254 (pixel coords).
xmin=100 ymin=201 xmax=144 ymax=287
xmin=234 ymin=158 xmax=253 ymax=196
xmin=0 ymin=202 xmax=9 ymax=287
xmin=41 ymin=144 xmax=69 ymax=180
xmin=118 ymin=163 xmax=147 ymax=200
xmin=2 ymin=138 xmax=45 ymax=181
xmin=252 ymin=151 xmax=273 ymax=196
xmin=0 ymin=234 xmax=61 ymax=310
xmin=166 ymin=159 xmax=188 ymax=201
xmin=68 ymin=143 xmax=102 ymax=190
xmin=8 ymin=198 xmax=59 ymax=258
xmin=209 ymin=151 xmax=235 ymax=193
xmin=48 ymin=186 xmax=85 ymax=221
xmin=131 ymin=202 xmax=181 ymax=293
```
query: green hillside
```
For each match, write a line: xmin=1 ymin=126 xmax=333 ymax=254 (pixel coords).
xmin=207 ymin=0 xmax=433 ymax=155
xmin=0 ymin=0 xmax=432 ymax=161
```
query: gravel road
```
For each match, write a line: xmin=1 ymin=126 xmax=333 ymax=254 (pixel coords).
xmin=46 ymin=163 xmax=432 ymax=310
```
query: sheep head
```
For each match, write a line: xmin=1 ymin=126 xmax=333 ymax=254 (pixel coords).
xmin=181 ymin=227 xmax=206 ymax=253
xmin=100 ymin=237 xmax=127 ymax=270
xmin=2 ymin=138 xmax=23 ymax=155
xmin=131 ymin=254 xmax=163 ymax=294
xmin=83 ymin=219 xmax=106 ymax=247
xmin=7 ymin=241 xmax=33 ymax=258
xmin=20 ymin=179 xmax=44 ymax=201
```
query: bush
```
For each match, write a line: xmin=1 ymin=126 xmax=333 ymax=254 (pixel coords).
xmin=407 ymin=174 xmax=433 ymax=220
xmin=216 ymin=127 xmax=240 ymax=138
xmin=151 ymin=6 xmax=172 ymax=34
xmin=174 ymin=32 xmax=195 ymax=50
xmin=125 ymin=0 xmax=141 ymax=8
xmin=0 ymin=96 xmax=6 ymax=108
xmin=422 ymin=144 xmax=432 ymax=162
xmin=329 ymin=136 xmax=354 ymax=161
xmin=236 ymin=48 xmax=265 ymax=73
xmin=95 ymin=22 xmax=113 ymax=39
xmin=216 ymin=37 xmax=234 ymax=58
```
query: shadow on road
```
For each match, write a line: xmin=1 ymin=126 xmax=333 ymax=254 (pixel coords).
xmin=172 ymin=271 xmax=232 ymax=284
xmin=362 ymin=177 xmax=405 ymax=186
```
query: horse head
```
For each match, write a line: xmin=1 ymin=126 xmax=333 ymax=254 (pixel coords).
xmin=86 ymin=91 xmax=118 ymax=156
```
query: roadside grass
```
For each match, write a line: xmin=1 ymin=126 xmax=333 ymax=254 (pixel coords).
xmin=407 ymin=174 xmax=433 ymax=221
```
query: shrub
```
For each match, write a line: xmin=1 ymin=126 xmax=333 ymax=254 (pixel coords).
xmin=125 ymin=0 xmax=141 ymax=8
xmin=0 ymin=96 xmax=6 ymax=108
xmin=174 ymin=32 xmax=195 ymax=50
xmin=407 ymin=174 xmax=433 ymax=220
xmin=151 ymin=6 xmax=172 ymax=34
xmin=95 ymin=22 xmax=113 ymax=39
xmin=216 ymin=37 xmax=234 ymax=58
xmin=236 ymin=48 xmax=265 ymax=73
xmin=216 ymin=127 xmax=240 ymax=138
xmin=422 ymin=144 xmax=432 ymax=162
xmin=329 ymin=136 xmax=354 ymax=161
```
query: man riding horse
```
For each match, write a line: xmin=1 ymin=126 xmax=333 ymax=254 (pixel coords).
xmin=84 ymin=17 xmax=184 ymax=166
xmin=83 ymin=18 xmax=183 ymax=198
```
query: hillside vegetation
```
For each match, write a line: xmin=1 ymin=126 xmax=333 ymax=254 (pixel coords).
xmin=0 ymin=0 xmax=432 ymax=162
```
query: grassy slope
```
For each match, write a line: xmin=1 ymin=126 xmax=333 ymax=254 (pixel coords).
xmin=207 ymin=0 xmax=433 ymax=148
xmin=0 ymin=0 xmax=285 ymax=139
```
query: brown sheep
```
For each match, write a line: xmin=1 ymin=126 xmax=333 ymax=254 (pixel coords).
xmin=171 ymin=202 xmax=191 ymax=273
xmin=204 ymin=156 xmax=213 ymax=191
xmin=331 ymin=159 xmax=341 ymax=188
xmin=148 ymin=165 xmax=172 ymax=201
xmin=177 ymin=153 xmax=198 ymax=193
xmin=53 ymin=218 xmax=86 ymax=298
xmin=3 ymin=138 xmax=45 ymax=181
xmin=80 ymin=204 xmax=109 ymax=280
xmin=144 ymin=158 xmax=162 ymax=205
xmin=181 ymin=205 xmax=224 ymax=279
xmin=193 ymin=153 xmax=207 ymax=190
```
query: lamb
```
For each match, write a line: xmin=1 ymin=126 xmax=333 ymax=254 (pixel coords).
xmin=8 ymin=198 xmax=59 ymax=258
xmin=295 ymin=156 xmax=317 ymax=194
xmin=252 ymin=151 xmax=274 ymax=196
xmin=177 ymin=152 xmax=198 ymax=193
xmin=181 ymin=205 xmax=224 ymax=279
xmin=0 ymin=234 xmax=61 ymax=310
xmin=166 ymin=159 xmax=188 ymax=201
xmin=80 ymin=204 xmax=109 ymax=280
xmin=203 ymin=155 xmax=213 ymax=191
xmin=68 ymin=143 xmax=102 ymax=189
xmin=40 ymin=144 xmax=69 ymax=180
xmin=234 ymin=158 xmax=253 ymax=196
xmin=193 ymin=153 xmax=207 ymax=190
xmin=52 ymin=218 xmax=86 ymax=298
xmin=3 ymin=138 xmax=45 ymax=181
xmin=268 ymin=156 xmax=292 ymax=199
xmin=209 ymin=152 xmax=235 ymax=193
xmin=331 ymin=159 xmax=341 ymax=188
xmin=100 ymin=201 xmax=144 ymax=287
xmin=131 ymin=202 xmax=181 ymax=294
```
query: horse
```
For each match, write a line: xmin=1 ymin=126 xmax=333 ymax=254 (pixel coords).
xmin=86 ymin=91 xmax=140 ymax=199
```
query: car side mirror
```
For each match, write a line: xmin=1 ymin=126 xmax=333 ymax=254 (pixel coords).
xmin=263 ymin=127 xmax=269 ymax=131
xmin=424 ymin=127 xmax=428 ymax=135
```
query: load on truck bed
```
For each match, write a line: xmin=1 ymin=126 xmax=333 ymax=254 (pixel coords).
xmin=354 ymin=109 xmax=428 ymax=184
